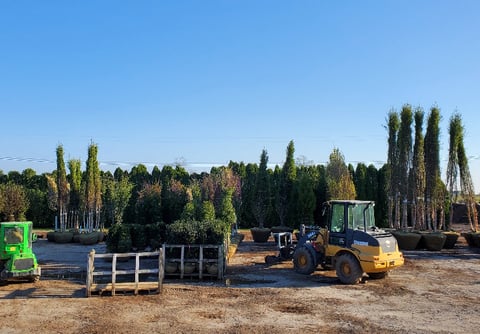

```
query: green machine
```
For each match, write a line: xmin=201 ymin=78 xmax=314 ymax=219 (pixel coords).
xmin=0 ymin=221 xmax=41 ymax=282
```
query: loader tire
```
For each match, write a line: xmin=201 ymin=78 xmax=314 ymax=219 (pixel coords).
xmin=293 ymin=246 xmax=316 ymax=275
xmin=368 ymin=272 xmax=388 ymax=279
xmin=335 ymin=253 xmax=363 ymax=284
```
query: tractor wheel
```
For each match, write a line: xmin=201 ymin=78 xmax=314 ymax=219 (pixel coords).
xmin=368 ymin=272 xmax=388 ymax=279
xmin=335 ymin=253 xmax=363 ymax=284
xmin=293 ymin=246 xmax=316 ymax=275
xmin=265 ymin=255 xmax=279 ymax=265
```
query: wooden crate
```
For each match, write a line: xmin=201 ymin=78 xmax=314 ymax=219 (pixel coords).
xmin=162 ymin=244 xmax=225 ymax=279
xmin=86 ymin=249 xmax=164 ymax=297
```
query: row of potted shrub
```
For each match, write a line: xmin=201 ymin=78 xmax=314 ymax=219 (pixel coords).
xmin=106 ymin=219 xmax=229 ymax=253
xmin=47 ymin=230 xmax=105 ymax=245
xmin=390 ymin=230 xmax=460 ymax=251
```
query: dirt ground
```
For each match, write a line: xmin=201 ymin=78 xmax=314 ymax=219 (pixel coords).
xmin=2 ymin=226 xmax=480 ymax=334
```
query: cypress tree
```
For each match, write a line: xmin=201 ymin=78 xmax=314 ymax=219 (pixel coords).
xmin=397 ymin=105 xmax=413 ymax=229
xmin=253 ymin=149 xmax=270 ymax=228
xmin=354 ymin=163 xmax=368 ymax=200
xmin=68 ymin=159 xmax=82 ymax=230
xmin=386 ymin=111 xmax=400 ymax=228
xmin=424 ymin=107 xmax=441 ymax=230
xmin=447 ymin=113 xmax=478 ymax=231
xmin=85 ymin=142 xmax=102 ymax=231
xmin=56 ymin=145 xmax=69 ymax=231
xmin=411 ymin=108 xmax=426 ymax=230
xmin=275 ymin=140 xmax=296 ymax=227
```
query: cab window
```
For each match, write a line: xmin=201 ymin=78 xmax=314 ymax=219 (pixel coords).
xmin=5 ymin=227 xmax=23 ymax=244
xmin=331 ymin=204 xmax=345 ymax=233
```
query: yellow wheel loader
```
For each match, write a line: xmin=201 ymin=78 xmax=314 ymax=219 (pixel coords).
xmin=293 ymin=200 xmax=404 ymax=284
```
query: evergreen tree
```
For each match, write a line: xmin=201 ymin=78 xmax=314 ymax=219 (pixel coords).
xmin=135 ymin=182 xmax=162 ymax=225
xmin=275 ymin=140 xmax=297 ymax=227
xmin=68 ymin=159 xmax=82 ymax=229
xmin=56 ymin=145 xmax=70 ymax=231
xmin=397 ymin=105 xmax=413 ymax=229
xmin=84 ymin=142 xmax=102 ymax=231
xmin=219 ymin=188 xmax=237 ymax=229
xmin=424 ymin=107 xmax=441 ymax=230
xmin=365 ymin=164 xmax=379 ymax=201
xmin=201 ymin=200 xmax=216 ymax=221
xmin=354 ymin=163 xmax=368 ymax=200
xmin=411 ymin=108 xmax=426 ymax=230
xmin=313 ymin=164 xmax=327 ymax=225
xmin=253 ymin=149 xmax=270 ymax=228
xmin=386 ymin=111 xmax=400 ymax=228
xmin=447 ymin=113 xmax=478 ymax=231
xmin=293 ymin=170 xmax=316 ymax=226
xmin=123 ymin=164 xmax=150 ymax=224
xmin=105 ymin=174 xmax=134 ymax=225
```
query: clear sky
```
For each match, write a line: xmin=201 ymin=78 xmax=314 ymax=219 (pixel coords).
xmin=1 ymin=1 xmax=479 ymax=190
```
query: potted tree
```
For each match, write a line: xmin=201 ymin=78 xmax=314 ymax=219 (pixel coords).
xmin=250 ymin=149 xmax=272 ymax=243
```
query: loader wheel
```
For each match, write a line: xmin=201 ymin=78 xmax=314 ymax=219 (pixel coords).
xmin=335 ymin=253 xmax=363 ymax=284
xmin=293 ymin=247 xmax=316 ymax=275
xmin=368 ymin=272 xmax=388 ymax=279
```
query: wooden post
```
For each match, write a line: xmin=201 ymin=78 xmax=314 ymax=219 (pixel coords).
xmin=134 ymin=253 xmax=139 ymax=295
xmin=217 ymin=245 xmax=223 ymax=279
xmin=86 ymin=249 xmax=95 ymax=297
xmin=180 ymin=245 xmax=185 ymax=279
xmin=158 ymin=249 xmax=164 ymax=293
xmin=112 ymin=254 xmax=117 ymax=296
xmin=199 ymin=245 xmax=204 ymax=279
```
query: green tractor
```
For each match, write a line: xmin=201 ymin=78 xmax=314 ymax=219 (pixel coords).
xmin=0 ymin=221 xmax=41 ymax=283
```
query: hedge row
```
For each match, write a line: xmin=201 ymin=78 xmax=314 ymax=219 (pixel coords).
xmin=106 ymin=219 xmax=229 ymax=253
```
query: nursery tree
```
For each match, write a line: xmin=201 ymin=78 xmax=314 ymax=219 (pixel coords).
xmin=84 ymin=142 xmax=102 ymax=231
xmin=252 ymin=149 xmax=270 ymax=229
xmin=68 ymin=159 xmax=82 ymax=229
xmin=424 ymin=107 xmax=441 ymax=230
xmin=410 ymin=108 xmax=426 ymax=230
xmin=106 ymin=174 xmax=134 ymax=225
xmin=275 ymin=140 xmax=296 ymax=227
xmin=135 ymin=182 xmax=162 ymax=225
xmin=386 ymin=111 xmax=400 ymax=228
xmin=354 ymin=163 xmax=368 ymax=200
xmin=446 ymin=113 xmax=478 ymax=231
xmin=397 ymin=105 xmax=413 ymax=229
xmin=0 ymin=182 xmax=29 ymax=221
xmin=293 ymin=170 xmax=316 ymax=225
xmin=326 ymin=148 xmax=356 ymax=200
xmin=56 ymin=145 xmax=70 ymax=231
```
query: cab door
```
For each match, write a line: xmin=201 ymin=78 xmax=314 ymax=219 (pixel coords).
xmin=328 ymin=203 xmax=347 ymax=247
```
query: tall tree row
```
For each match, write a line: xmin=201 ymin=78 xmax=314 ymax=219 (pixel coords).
xmin=1 ymin=105 xmax=476 ymax=232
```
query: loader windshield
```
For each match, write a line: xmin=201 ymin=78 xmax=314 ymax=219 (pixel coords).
xmin=4 ymin=226 xmax=24 ymax=244
xmin=348 ymin=203 xmax=375 ymax=231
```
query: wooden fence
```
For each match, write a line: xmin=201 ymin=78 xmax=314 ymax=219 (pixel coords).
xmin=86 ymin=249 xmax=164 ymax=297
xmin=162 ymin=244 xmax=224 ymax=279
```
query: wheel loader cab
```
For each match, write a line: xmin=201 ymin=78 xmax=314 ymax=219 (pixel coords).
xmin=326 ymin=200 xmax=376 ymax=248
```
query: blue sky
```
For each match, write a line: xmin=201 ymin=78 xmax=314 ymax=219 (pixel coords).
xmin=1 ymin=1 xmax=479 ymax=190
